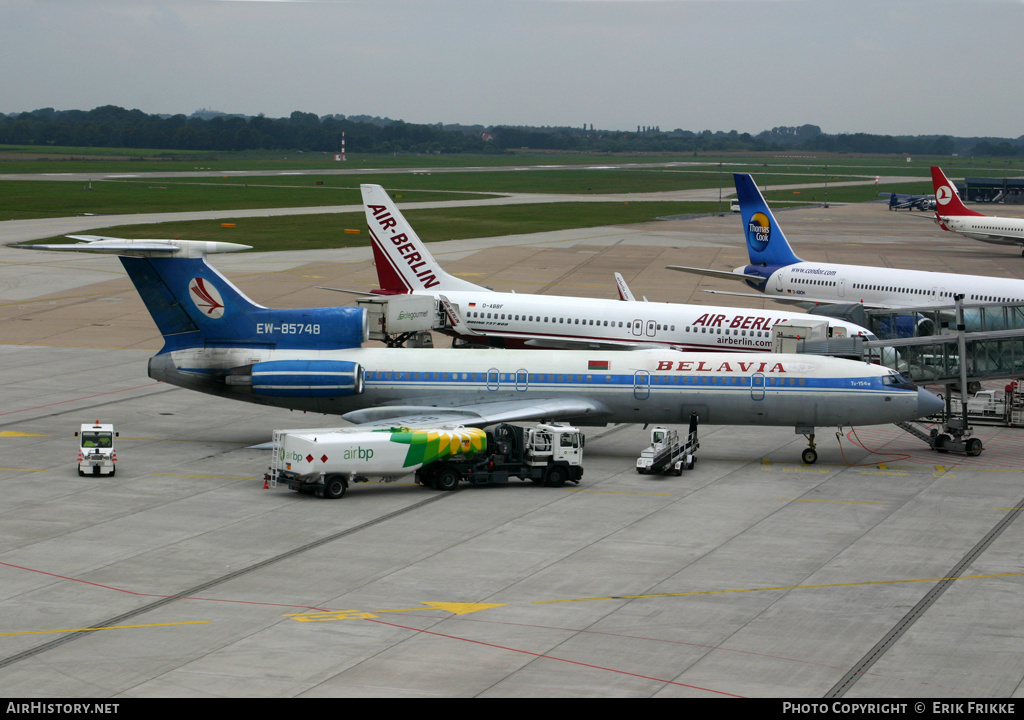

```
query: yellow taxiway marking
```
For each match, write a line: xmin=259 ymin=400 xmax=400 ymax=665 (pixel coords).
xmin=564 ymin=488 xmax=673 ymax=497
xmin=153 ymin=474 xmax=252 ymax=479
xmin=532 ymin=571 xmax=1024 ymax=605
xmin=0 ymin=431 xmax=50 ymax=437
xmin=285 ymin=602 xmax=505 ymax=622
xmin=0 ymin=620 xmax=210 ymax=637
xmin=283 ymin=571 xmax=1024 ymax=622
xmin=0 ymin=468 xmax=45 ymax=472
xmin=777 ymin=498 xmax=887 ymax=506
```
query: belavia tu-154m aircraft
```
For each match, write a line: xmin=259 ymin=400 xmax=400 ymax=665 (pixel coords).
xmin=931 ymin=166 xmax=1024 ymax=256
xmin=353 ymin=184 xmax=876 ymax=351
xmin=667 ymin=173 xmax=1024 ymax=310
xmin=17 ymin=235 xmax=942 ymax=464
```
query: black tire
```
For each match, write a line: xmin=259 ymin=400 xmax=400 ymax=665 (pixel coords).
xmin=544 ymin=465 xmax=567 ymax=488
xmin=966 ymin=438 xmax=983 ymax=457
xmin=323 ymin=476 xmax=347 ymax=499
xmin=434 ymin=466 xmax=460 ymax=491
xmin=78 ymin=468 xmax=85 ymax=477
xmin=110 ymin=466 xmax=115 ymax=477
xmin=801 ymin=448 xmax=818 ymax=465
xmin=935 ymin=434 xmax=951 ymax=453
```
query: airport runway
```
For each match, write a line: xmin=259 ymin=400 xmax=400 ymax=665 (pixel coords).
xmin=2 ymin=200 xmax=1024 ymax=698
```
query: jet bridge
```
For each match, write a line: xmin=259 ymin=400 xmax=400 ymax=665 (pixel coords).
xmin=357 ymin=295 xmax=443 ymax=347
xmin=799 ymin=298 xmax=1024 ymax=456
xmin=867 ymin=299 xmax=1024 ymax=455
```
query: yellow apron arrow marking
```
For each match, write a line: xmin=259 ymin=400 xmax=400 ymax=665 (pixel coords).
xmin=0 ymin=431 xmax=50 ymax=437
xmin=420 ymin=602 xmax=506 ymax=615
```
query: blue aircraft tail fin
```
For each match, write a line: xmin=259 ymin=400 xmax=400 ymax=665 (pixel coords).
xmin=734 ymin=173 xmax=802 ymax=267
xmin=119 ymin=256 xmax=366 ymax=353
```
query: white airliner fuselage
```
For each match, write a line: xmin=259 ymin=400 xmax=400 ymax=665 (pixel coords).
xmin=671 ymin=173 xmax=1024 ymax=310
xmin=360 ymin=184 xmax=875 ymax=349
xmin=151 ymin=345 xmax=939 ymax=429
xmin=938 ymin=215 xmax=1024 ymax=247
xmin=932 ymin=166 xmax=1024 ymax=253
xmin=752 ymin=262 xmax=1024 ymax=308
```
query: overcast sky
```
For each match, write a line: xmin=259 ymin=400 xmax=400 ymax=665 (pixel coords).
xmin=2 ymin=0 xmax=1022 ymax=138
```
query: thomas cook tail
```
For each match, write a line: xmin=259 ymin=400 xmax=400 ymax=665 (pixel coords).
xmin=733 ymin=173 xmax=802 ymax=269
xmin=361 ymin=184 xmax=485 ymax=295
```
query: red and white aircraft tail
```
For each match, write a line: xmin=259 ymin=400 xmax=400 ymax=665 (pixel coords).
xmin=931 ymin=166 xmax=982 ymax=221
xmin=361 ymin=184 xmax=485 ymax=295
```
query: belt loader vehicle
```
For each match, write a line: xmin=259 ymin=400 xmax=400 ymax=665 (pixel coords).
xmin=635 ymin=414 xmax=699 ymax=476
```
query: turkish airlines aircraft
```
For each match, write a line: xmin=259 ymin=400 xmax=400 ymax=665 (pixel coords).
xmin=667 ymin=173 xmax=1024 ymax=309
xmin=359 ymin=184 xmax=875 ymax=351
xmin=931 ymin=166 xmax=1024 ymax=255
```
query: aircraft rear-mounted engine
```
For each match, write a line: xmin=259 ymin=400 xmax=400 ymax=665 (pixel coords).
xmin=226 ymin=360 xmax=364 ymax=398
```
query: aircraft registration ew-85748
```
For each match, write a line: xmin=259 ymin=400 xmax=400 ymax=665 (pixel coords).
xmin=351 ymin=184 xmax=875 ymax=352
xmin=667 ymin=173 xmax=1024 ymax=311
xmin=16 ymin=237 xmax=942 ymax=464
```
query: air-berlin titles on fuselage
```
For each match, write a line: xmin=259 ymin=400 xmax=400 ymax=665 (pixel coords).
xmin=368 ymin=203 xmax=440 ymax=289
xmin=691 ymin=312 xmax=784 ymax=330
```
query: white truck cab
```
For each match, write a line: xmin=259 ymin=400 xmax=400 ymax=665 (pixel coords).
xmin=76 ymin=422 xmax=118 ymax=476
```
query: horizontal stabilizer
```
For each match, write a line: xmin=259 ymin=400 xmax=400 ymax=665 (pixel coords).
xmin=15 ymin=235 xmax=251 ymax=258
xmin=666 ymin=265 xmax=766 ymax=284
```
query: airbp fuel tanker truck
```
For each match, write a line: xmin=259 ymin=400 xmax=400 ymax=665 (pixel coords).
xmin=267 ymin=423 xmax=584 ymax=498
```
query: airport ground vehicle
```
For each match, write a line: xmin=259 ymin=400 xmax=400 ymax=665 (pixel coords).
xmin=75 ymin=422 xmax=117 ymax=476
xmin=636 ymin=416 xmax=699 ymax=475
xmin=267 ymin=423 xmax=583 ymax=498
xmin=418 ymin=423 xmax=583 ymax=490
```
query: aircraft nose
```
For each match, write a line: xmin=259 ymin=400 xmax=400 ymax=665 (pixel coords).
xmin=918 ymin=387 xmax=945 ymax=417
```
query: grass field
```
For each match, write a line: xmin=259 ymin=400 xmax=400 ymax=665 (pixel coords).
xmin=3 ymin=146 xmax=1012 ymax=250
xmin=28 ymin=201 xmax=725 ymax=252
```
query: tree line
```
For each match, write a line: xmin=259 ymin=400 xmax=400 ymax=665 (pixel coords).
xmin=0 ymin=106 xmax=1017 ymax=157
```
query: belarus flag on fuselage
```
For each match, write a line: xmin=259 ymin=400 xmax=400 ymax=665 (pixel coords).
xmin=588 ymin=360 xmax=610 ymax=371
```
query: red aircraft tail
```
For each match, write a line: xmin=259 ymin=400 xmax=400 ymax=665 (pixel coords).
xmin=931 ymin=166 xmax=982 ymax=218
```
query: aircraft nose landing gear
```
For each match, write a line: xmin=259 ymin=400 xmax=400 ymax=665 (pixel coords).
xmin=799 ymin=428 xmax=818 ymax=464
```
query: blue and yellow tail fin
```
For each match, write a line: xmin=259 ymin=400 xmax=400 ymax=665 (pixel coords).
xmin=734 ymin=173 xmax=802 ymax=268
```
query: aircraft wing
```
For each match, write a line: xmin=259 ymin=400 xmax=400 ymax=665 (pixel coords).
xmin=522 ymin=337 xmax=644 ymax=350
xmin=316 ymin=285 xmax=381 ymax=297
xmin=340 ymin=397 xmax=609 ymax=428
xmin=700 ymin=288 xmax=899 ymax=310
xmin=666 ymin=265 xmax=767 ymax=285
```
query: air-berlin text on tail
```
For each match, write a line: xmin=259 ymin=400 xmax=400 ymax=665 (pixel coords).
xmin=368 ymin=204 xmax=439 ymax=289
